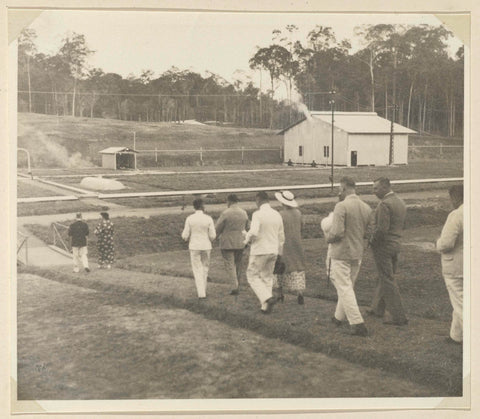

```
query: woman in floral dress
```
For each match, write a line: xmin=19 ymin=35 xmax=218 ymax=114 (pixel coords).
xmin=94 ymin=212 xmax=115 ymax=268
xmin=274 ymin=191 xmax=306 ymax=305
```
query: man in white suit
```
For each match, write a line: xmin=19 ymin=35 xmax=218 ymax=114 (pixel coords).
xmin=244 ymin=191 xmax=285 ymax=314
xmin=182 ymin=198 xmax=216 ymax=299
xmin=436 ymin=184 xmax=464 ymax=344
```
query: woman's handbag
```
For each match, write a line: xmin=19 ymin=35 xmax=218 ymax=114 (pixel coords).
xmin=273 ymin=255 xmax=286 ymax=275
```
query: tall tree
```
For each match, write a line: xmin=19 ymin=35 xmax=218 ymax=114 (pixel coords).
xmin=18 ymin=28 xmax=37 ymax=112
xmin=58 ymin=32 xmax=94 ymax=116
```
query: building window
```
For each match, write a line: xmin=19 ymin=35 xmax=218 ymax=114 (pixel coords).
xmin=299 ymin=145 xmax=303 ymax=156
xmin=323 ymin=146 xmax=330 ymax=158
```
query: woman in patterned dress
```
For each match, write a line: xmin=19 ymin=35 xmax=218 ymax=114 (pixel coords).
xmin=274 ymin=191 xmax=306 ymax=304
xmin=94 ymin=212 xmax=115 ymax=269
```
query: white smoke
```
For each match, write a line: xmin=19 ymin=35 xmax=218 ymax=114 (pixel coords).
xmin=18 ymin=127 xmax=93 ymax=168
xmin=295 ymin=102 xmax=313 ymax=121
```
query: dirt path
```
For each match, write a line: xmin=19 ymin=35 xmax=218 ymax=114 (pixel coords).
xmin=18 ymin=189 xmax=448 ymax=227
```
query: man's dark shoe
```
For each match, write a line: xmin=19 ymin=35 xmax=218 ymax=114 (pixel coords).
xmin=85 ymin=267 xmax=90 ymax=273
xmin=230 ymin=289 xmax=239 ymax=296
xmin=297 ymin=295 xmax=304 ymax=305
xmin=264 ymin=296 xmax=277 ymax=313
xmin=331 ymin=316 xmax=343 ymax=327
xmin=350 ymin=323 xmax=368 ymax=337
xmin=445 ymin=337 xmax=462 ymax=345
xmin=383 ymin=319 xmax=408 ymax=326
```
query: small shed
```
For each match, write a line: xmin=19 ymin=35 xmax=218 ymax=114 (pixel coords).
xmin=279 ymin=112 xmax=416 ymax=167
xmin=99 ymin=147 xmax=138 ymax=170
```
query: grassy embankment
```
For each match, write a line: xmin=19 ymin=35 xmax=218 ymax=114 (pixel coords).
xmin=18 ymin=273 xmax=438 ymax=399
xmin=17 ymin=112 xmax=280 ymax=168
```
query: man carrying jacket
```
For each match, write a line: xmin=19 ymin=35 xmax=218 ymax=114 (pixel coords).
xmin=436 ymin=184 xmax=463 ymax=345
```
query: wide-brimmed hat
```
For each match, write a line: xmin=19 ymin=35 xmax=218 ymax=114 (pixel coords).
xmin=275 ymin=190 xmax=298 ymax=208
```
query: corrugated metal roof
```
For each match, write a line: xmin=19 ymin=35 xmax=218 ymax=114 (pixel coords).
xmin=310 ymin=112 xmax=416 ymax=134
xmin=99 ymin=147 xmax=138 ymax=154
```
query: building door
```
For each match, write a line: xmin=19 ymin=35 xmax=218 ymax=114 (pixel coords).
xmin=351 ymin=151 xmax=357 ymax=167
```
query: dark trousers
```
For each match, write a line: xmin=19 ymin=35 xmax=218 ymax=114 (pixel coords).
xmin=221 ymin=249 xmax=244 ymax=290
xmin=370 ymin=246 xmax=407 ymax=323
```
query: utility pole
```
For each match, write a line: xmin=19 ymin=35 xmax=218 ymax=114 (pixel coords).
xmin=133 ymin=131 xmax=137 ymax=170
xmin=389 ymin=104 xmax=397 ymax=165
xmin=329 ymin=90 xmax=336 ymax=192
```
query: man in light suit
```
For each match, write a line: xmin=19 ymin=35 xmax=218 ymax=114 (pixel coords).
xmin=182 ymin=198 xmax=216 ymax=299
xmin=326 ymin=177 xmax=372 ymax=337
xmin=215 ymin=194 xmax=249 ymax=295
xmin=436 ymin=184 xmax=463 ymax=345
xmin=244 ymin=191 xmax=285 ymax=314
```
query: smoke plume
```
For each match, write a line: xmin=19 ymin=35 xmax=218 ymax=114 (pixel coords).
xmin=18 ymin=127 xmax=93 ymax=168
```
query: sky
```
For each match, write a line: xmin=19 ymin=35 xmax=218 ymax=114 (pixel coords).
xmin=26 ymin=11 xmax=463 ymax=95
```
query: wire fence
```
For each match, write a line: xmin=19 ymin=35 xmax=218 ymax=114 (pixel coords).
xmin=135 ymin=147 xmax=284 ymax=167
xmin=408 ymin=145 xmax=463 ymax=160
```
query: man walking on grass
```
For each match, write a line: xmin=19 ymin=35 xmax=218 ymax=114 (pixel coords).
xmin=367 ymin=177 xmax=408 ymax=326
xmin=215 ymin=194 xmax=249 ymax=295
xmin=436 ymin=184 xmax=463 ymax=345
xmin=244 ymin=191 xmax=285 ymax=314
xmin=325 ymin=177 xmax=372 ymax=337
xmin=182 ymin=198 xmax=216 ymax=299
xmin=68 ymin=212 xmax=90 ymax=273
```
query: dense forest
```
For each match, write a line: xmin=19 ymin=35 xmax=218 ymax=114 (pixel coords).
xmin=18 ymin=24 xmax=463 ymax=136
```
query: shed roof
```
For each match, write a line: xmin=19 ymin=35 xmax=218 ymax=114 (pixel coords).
xmin=278 ymin=112 xmax=416 ymax=135
xmin=99 ymin=147 xmax=138 ymax=154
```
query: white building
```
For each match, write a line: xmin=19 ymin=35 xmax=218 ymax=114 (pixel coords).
xmin=280 ymin=112 xmax=416 ymax=167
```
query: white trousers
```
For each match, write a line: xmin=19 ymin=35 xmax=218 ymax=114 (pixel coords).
xmin=247 ymin=254 xmax=277 ymax=309
xmin=190 ymin=250 xmax=211 ymax=298
xmin=72 ymin=246 xmax=89 ymax=272
xmin=444 ymin=274 xmax=463 ymax=342
xmin=329 ymin=258 xmax=364 ymax=325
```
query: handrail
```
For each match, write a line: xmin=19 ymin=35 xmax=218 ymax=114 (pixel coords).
xmin=17 ymin=231 xmax=29 ymax=265
xmin=51 ymin=222 xmax=70 ymax=253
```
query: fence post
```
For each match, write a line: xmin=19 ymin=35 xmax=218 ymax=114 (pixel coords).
xmin=279 ymin=146 xmax=283 ymax=161
xmin=241 ymin=146 xmax=245 ymax=164
xmin=440 ymin=143 xmax=443 ymax=156
xmin=25 ymin=236 xmax=28 ymax=266
xmin=155 ymin=147 xmax=158 ymax=164
xmin=200 ymin=147 xmax=203 ymax=166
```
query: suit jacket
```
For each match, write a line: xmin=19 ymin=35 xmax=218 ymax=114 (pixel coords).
xmin=245 ymin=203 xmax=285 ymax=256
xmin=436 ymin=204 xmax=463 ymax=277
xmin=370 ymin=191 xmax=406 ymax=250
xmin=215 ymin=204 xmax=249 ymax=250
xmin=326 ymin=194 xmax=372 ymax=260
xmin=68 ymin=220 xmax=89 ymax=248
xmin=182 ymin=210 xmax=216 ymax=250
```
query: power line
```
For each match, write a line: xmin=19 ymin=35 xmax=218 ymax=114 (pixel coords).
xmin=17 ymin=90 xmax=256 ymax=98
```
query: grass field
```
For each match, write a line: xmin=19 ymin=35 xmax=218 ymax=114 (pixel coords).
xmin=18 ymin=112 xmax=279 ymax=168
xmin=49 ymin=160 xmax=462 ymax=194
xmin=26 ymin=198 xmax=452 ymax=322
xmin=17 ymin=180 xmax=60 ymax=198
xmin=18 ymin=273 xmax=439 ymax=399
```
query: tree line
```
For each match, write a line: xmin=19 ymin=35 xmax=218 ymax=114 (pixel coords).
xmin=18 ymin=24 xmax=463 ymax=136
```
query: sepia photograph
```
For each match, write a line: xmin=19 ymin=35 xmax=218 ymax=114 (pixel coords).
xmin=8 ymin=4 xmax=470 ymax=414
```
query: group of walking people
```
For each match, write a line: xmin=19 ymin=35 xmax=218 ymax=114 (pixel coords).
xmin=181 ymin=176 xmax=464 ymax=342
xmin=66 ymin=177 xmax=463 ymax=343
